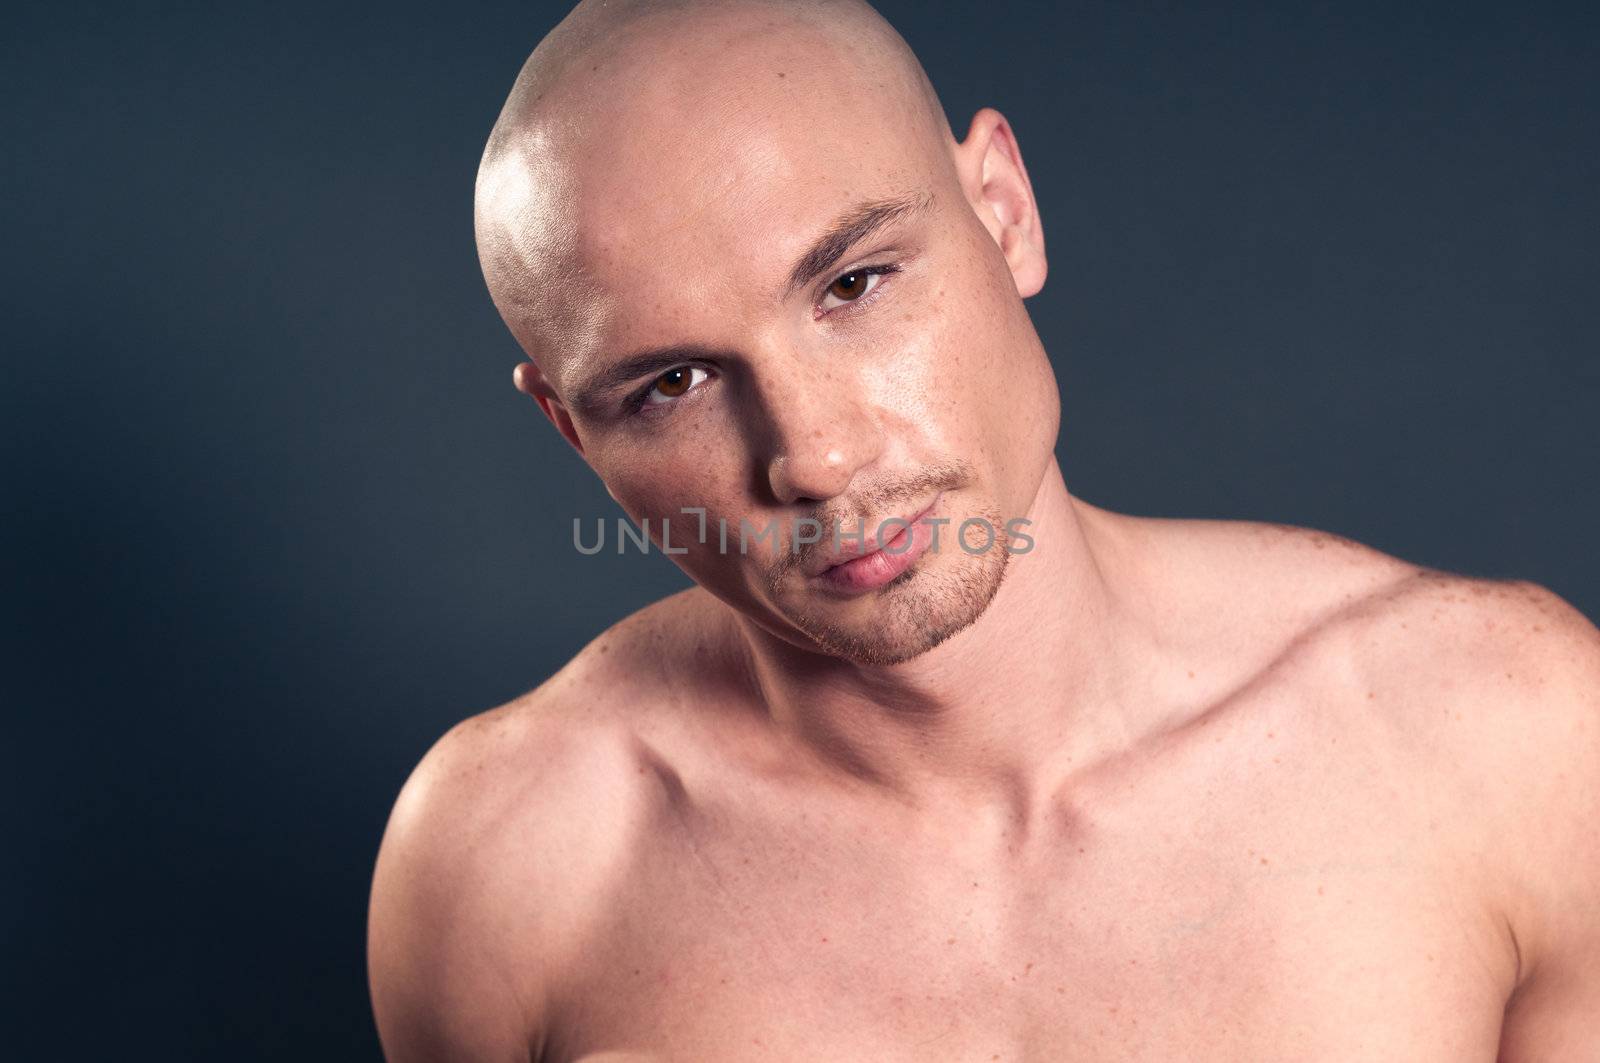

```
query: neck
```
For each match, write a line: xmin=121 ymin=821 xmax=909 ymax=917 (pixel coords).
xmin=731 ymin=456 xmax=1160 ymax=816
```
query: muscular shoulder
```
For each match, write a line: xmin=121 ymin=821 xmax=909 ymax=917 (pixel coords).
xmin=1342 ymin=566 xmax=1600 ymax=787
xmin=1331 ymin=568 xmax=1600 ymax=1022
xmin=368 ymin=588 xmax=733 ymax=1060
xmin=1154 ymin=514 xmax=1600 ymax=922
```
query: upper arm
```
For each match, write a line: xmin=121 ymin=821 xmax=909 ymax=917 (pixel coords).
xmin=1469 ymin=582 xmax=1600 ymax=1058
xmin=366 ymin=695 xmax=645 ymax=1063
xmin=367 ymin=715 xmax=544 ymax=1062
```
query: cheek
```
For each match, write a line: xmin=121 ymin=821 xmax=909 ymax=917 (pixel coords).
xmin=867 ymin=272 xmax=1007 ymax=452
xmin=601 ymin=452 xmax=776 ymax=602
xmin=870 ymin=242 xmax=1058 ymax=486
xmin=592 ymin=433 xmax=750 ymax=530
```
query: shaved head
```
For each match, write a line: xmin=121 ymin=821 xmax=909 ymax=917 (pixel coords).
xmin=472 ymin=0 xmax=1057 ymax=666
xmin=474 ymin=0 xmax=956 ymax=376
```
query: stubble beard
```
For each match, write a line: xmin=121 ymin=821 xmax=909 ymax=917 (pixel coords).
xmin=778 ymin=510 xmax=1014 ymax=666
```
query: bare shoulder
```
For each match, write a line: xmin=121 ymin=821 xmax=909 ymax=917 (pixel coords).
xmin=368 ymin=586 xmax=738 ymax=1061
xmin=1200 ymin=517 xmax=1600 ymax=1039
xmin=1130 ymin=510 xmax=1599 ymax=888
xmin=1341 ymin=563 xmax=1600 ymax=776
xmin=1358 ymin=576 xmax=1600 ymax=890
xmin=1307 ymin=560 xmax=1600 ymax=1047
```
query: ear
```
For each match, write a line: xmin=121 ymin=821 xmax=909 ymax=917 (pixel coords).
xmin=513 ymin=360 xmax=585 ymax=457
xmin=951 ymin=107 xmax=1047 ymax=298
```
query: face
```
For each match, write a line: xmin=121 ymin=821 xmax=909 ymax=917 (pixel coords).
xmin=487 ymin=15 xmax=1059 ymax=665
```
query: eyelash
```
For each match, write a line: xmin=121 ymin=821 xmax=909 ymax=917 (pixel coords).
xmin=623 ymin=261 xmax=902 ymax=416
xmin=817 ymin=262 xmax=900 ymax=317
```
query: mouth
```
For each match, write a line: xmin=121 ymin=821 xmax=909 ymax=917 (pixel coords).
xmin=810 ymin=493 xmax=943 ymax=595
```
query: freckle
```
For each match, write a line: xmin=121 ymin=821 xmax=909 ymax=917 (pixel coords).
xmin=1056 ymin=986 xmax=1066 ymax=994
xmin=1366 ymin=691 xmax=1375 ymax=699
xmin=947 ymin=937 xmax=956 ymax=944
xmin=1317 ymin=885 xmax=1324 ymax=895
xmin=1427 ymin=952 xmax=1434 ymax=962
xmin=1078 ymin=847 xmax=1085 ymax=853
xmin=1110 ymin=1005 xmax=1120 ymax=1013
xmin=1260 ymin=857 xmax=1269 ymax=865
xmin=1187 ymin=670 xmax=1195 ymax=679
xmin=1534 ymin=624 xmax=1544 ymax=632
xmin=819 ymin=936 xmax=828 ymax=942
xmin=633 ymin=968 xmax=641 ymax=975
xmin=1267 ymin=731 xmax=1275 ymax=739
xmin=1505 ymin=672 xmax=1513 ymax=679
xmin=1025 ymin=962 xmax=1034 ymax=973
xmin=973 ymin=881 xmax=979 ymax=887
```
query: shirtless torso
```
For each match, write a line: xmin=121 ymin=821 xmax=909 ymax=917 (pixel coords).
xmin=368 ymin=510 xmax=1600 ymax=1061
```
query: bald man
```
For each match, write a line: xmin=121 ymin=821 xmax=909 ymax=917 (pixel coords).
xmin=367 ymin=1 xmax=1600 ymax=1059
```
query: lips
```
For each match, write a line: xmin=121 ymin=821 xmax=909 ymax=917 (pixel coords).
xmin=808 ymin=494 xmax=943 ymax=593
xmin=806 ymin=495 xmax=939 ymax=576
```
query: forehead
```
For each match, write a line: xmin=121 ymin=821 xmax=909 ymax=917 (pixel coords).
xmin=504 ymin=17 xmax=945 ymax=387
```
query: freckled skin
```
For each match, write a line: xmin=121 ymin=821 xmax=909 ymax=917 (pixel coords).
xmin=369 ymin=1 xmax=1600 ymax=1061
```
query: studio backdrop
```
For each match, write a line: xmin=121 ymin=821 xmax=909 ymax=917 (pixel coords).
xmin=4 ymin=1 xmax=1595 ymax=1058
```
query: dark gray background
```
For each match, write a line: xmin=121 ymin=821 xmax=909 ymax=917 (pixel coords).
xmin=5 ymin=0 xmax=1595 ymax=1058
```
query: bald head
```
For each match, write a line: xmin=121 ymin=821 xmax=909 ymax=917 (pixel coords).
xmin=479 ymin=0 xmax=952 ymax=165
xmin=467 ymin=0 xmax=1056 ymax=664
xmin=473 ymin=0 xmax=959 ymax=375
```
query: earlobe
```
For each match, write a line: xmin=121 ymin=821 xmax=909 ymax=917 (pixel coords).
xmin=955 ymin=108 xmax=1048 ymax=298
xmin=513 ymin=360 xmax=542 ymax=398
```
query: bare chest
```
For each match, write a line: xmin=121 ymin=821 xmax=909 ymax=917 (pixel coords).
xmin=543 ymin=722 xmax=1513 ymax=1061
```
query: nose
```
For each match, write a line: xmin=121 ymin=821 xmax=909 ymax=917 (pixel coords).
xmin=758 ymin=363 xmax=885 ymax=506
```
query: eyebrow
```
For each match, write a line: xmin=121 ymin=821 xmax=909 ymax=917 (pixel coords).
xmin=780 ymin=189 xmax=933 ymax=302
xmin=565 ymin=189 xmax=934 ymax=416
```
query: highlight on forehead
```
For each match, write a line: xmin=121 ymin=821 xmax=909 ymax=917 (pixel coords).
xmin=473 ymin=0 xmax=954 ymax=360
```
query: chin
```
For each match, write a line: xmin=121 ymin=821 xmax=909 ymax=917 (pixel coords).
xmin=782 ymin=539 xmax=1012 ymax=666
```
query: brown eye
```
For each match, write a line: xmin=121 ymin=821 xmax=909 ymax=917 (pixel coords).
xmin=654 ymin=367 xmax=691 ymax=397
xmin=819 ymin=265 xmax=895 ymax=312
xmin=827 ymin=271 xmax=870 ymax=301
xmin=640 ymin=365 xmax=709 ymax=407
